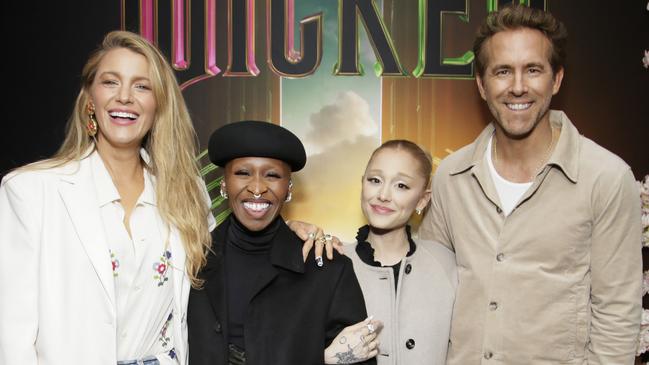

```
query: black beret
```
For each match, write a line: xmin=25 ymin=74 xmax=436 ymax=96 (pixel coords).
xmin=208 ymin=120 xmax=307 ymax=171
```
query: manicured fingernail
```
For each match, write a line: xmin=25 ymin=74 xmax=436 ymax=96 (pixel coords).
xmin=316 ymin=256 xmax=323 ymax=267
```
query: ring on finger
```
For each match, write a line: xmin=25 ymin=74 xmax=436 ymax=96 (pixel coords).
xmin=366 ymin=323 xmax=375 ymax=334
xmin=316 ymin=236 xmax=326 ymax=244
xmin=308 ymin=232 xmax=316 ymax=240
xmin=324 ymin=234 xmax=333 ymax=242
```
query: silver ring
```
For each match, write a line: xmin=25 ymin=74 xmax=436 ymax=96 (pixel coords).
xmin=324 ymin=234 xmax=333 ymax=242
xmin=253 ymin=193 xmax=262 ymax=199
xmin=366 ymin=323 xmax=375 ymax=334
xmin=308 ymin=232 xmax=316 ymax=240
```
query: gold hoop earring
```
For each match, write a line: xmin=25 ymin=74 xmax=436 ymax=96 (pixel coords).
xmin=86 ymin=103 xmax=98 ymax=137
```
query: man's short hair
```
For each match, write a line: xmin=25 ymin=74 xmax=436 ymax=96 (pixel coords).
xmin=473 ymin=4 xmax=568 ymax=76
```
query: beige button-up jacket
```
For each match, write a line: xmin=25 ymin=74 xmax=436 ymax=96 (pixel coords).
xmin=346 ymin=239 xmax=457 ymax=365
xmin=420 ymin=110 xmax=642 ymax=364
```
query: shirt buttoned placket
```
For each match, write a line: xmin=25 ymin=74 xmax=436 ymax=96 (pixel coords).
xmin=467 ymin=160 xmax=504 ymax=363
xmin=476 ymin=161 xmax=555 ymax=363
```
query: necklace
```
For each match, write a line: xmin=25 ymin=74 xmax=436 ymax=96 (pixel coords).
xmin=492 ymin=124 xmax=560 ymax=180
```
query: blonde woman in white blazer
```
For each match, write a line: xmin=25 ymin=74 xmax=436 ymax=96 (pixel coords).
xmin=334 ymin=140 xmax=457 ymax=365
xmin=0 ymin=31 xmax=214 ymax=365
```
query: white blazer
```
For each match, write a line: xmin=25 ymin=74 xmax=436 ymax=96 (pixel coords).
xmin=0 ymin=155 xmax=201 ymax=365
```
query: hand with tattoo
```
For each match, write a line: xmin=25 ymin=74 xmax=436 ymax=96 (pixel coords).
xmin=324 ymin=317 xmax=383 ymax=364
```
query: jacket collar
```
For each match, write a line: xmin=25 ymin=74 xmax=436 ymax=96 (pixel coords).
xmin=546 ymin=110 xmax=580 ymax=183
xmin=57 ymin=153 xmax=116 ymax=307
xmin=269 ymin=217 xmax=306 ymax=274
xmin=450 ymin=110 xmax=579 ymax=183
xmin=89 ymin=151 xmax=120 ymax=206
xmin=355 ymin=225 xmax=416 ymax=267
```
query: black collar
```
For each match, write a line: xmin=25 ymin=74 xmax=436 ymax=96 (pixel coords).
xmin=355 ymin=225 xmax=416 ymax=267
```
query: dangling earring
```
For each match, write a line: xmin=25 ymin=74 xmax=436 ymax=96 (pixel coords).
xmin=220 ymin=182 xmax=228 ymax=199
xmin=285 ymin=180 xmax=293 ymax=203
xmin=416 ymin=208 xmax=422 ymax=215
xmin=86 ymin=102 xmax=98 ymax=137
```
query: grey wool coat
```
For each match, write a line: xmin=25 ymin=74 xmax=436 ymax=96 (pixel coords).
xmin=346 ymin=238 xmax=457 ymax=365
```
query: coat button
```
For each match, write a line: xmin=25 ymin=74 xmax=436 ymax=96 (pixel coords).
xmin=496 ymin=253 xmax=505 ymax=262
xmin=404 ymin=264 xmax=412 ymax=274
xmin=213 ymin=321 xmax=222 ymax=333
xmin=489 ymin=301 xmax=498 ymax=311
xmin=405 ymin=339 xmax=415 ymax=349
xmin=484 ymin=351 xmax=493 ymax=359
xmin=496 ymin=206 xmax=502 ymax=214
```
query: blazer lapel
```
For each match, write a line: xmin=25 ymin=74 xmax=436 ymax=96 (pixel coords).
xmin=58 ymin=158 xmax=115 ymax=306
xmin=248 ymin=265 xmax=279 ymax=305
xmin=249 ymin=220 xmax=304 ymax=302
xmin=269 ymin=220 xmax=305 ymax=274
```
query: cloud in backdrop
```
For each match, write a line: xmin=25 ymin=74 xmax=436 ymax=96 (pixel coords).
xmin=305 ymin=91 xmax=378 ymax=154
xmin=284 ymin=91 xmax=380 ymax=240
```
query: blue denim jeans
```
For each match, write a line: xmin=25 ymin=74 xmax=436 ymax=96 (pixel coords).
xmin=116 ymin=356 xmax=160 ymax=365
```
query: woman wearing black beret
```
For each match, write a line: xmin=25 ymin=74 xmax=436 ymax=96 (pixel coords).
xmin=188 ymin=121 xmax=379 ymax=365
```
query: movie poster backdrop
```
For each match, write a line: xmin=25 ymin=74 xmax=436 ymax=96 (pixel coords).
xmin=1 ymin=0 xmax=648 ymax=240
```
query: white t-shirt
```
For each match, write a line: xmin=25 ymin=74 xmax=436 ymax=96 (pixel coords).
xmin=485 ymin=136 xmax=533 ymax=216
xmin=90 ymin=151 xmax=177 ymax=363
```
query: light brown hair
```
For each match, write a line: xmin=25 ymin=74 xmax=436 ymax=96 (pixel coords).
xmin=367 ymin=140 xmax=433 ymax=187
xmin=473 ymin=4 xmax=567 ymax=76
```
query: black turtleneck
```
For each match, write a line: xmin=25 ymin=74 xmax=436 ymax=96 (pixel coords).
xmin=224 ymin=215 xmax=281 ymax=349
xmin=355 ymin=225 xmax=416 ymax=291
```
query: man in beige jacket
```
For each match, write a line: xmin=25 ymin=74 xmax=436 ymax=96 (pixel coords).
xmin=420 ymin=5 xmax=642 ymax=364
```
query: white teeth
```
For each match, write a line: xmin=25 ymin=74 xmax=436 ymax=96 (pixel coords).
xmin=243 ymin=202 xmax=270 ymax=212
xmin=506 ymin=103 xmax=531 ymax=111
xmin=109 ymin=111 xmax=138 ymax=119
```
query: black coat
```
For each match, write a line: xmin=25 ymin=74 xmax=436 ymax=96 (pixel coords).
xmin=188 ymin=217 xmax=375 ymax=365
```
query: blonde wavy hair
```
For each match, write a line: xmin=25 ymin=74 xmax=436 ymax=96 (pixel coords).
xmin=28 ymin=31 xmax=211 ymax=288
